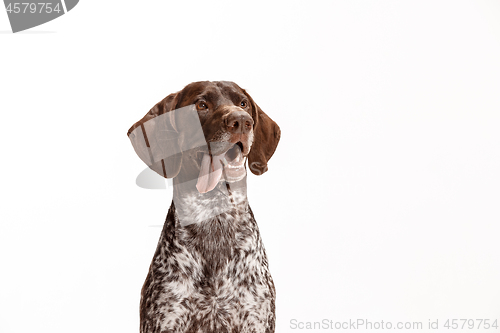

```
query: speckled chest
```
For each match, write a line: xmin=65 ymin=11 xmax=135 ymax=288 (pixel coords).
xmin=139 ymin=201 xmax=276 ymax=333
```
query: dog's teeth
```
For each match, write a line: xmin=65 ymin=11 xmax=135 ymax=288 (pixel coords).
xmin=227 ymin=163 xmax=243 ymax=169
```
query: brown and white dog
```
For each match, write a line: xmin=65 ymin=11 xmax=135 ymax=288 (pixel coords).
xmin=127 ymin=81 xmax=280 ymax=333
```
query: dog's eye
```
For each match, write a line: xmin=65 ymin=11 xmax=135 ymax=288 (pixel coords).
xmin=240 ymin=101 xmax=247 ymax=108
xmin=197 ymin=102 xmax=208 ymax=111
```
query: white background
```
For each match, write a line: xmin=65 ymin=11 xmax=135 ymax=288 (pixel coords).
xmin=1 ymin=1 xmax=499 ymax=332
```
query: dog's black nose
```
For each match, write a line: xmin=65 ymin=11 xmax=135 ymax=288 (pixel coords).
xmin=226 ymin=111 xmax=253 ymax=134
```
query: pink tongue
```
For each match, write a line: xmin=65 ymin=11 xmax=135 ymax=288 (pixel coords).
xmin=196 ymin=153 xmax=225 ymax=193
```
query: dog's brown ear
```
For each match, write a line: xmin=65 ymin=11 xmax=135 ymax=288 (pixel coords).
xmin=245 ymin=91 xmax=281 ymax=175
xmin=127 ymin=93 xmax=183 ymax=179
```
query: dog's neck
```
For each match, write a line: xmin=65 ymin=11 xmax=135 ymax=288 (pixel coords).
xmin=166 ymin=178 xmax=254 ymax=278
xmin=172 ymin=177 xmax=248 ymax=227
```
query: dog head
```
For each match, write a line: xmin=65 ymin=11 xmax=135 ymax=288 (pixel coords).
xmin=128 ymin=81 xmax=280 ymax=194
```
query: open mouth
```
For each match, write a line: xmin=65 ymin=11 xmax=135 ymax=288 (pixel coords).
xmin=195 ymin=142 xmax=246 ymax=194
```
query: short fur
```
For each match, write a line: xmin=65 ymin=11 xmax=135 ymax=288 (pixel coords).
xmin=128 ymin=81 xmax=280 ymax=333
